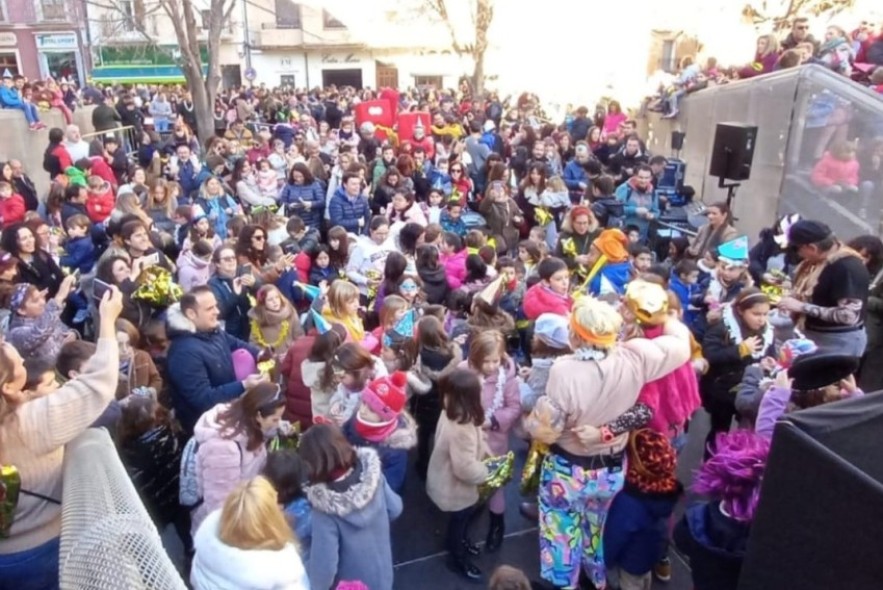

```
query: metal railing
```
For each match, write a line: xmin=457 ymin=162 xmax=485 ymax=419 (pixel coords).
xmin=59 ymin=428 xmax=187 ymax=590
xmin=81 ymin=125 xmax=140 ymax=158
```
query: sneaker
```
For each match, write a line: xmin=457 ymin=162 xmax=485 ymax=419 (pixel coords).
xmin=28 ymin=123 xmax=39 ymax=131
xmin=654 ymin=556 xmax=672 ymax=582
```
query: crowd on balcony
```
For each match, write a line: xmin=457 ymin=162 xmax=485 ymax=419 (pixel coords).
xmin=0 ymin=44 xmax=880 ymax=590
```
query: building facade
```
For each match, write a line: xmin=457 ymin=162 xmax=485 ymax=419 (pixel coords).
xmin=0 ymin=0 xmax=90 ymax=85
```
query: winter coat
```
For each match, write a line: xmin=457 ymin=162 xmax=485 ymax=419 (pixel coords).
xmin=458 ymin=358 xmax=521 ymax=456
xmin=328 ymin=186 xmax=370 ymax=235
xmin=669 ymin=272 xmax=702 ymax=328
xmin=426 ymin=413 xmax=490 ymax=512
xmin=700 ymin=319 xmax=775 ymax=413
xmin=609 ymin=148 xmax=650 ymax=183
xmin=479 ymin=196 xmax=523 ymax=254
xmin=301 ymin=359 xmax=334 ymax=420
xmin=417 ymin=265 xmax=450 ymax=305
xmin=279 ymin=181 xmax=325 ymax=230
xmin=605 ymin=483 xmax=683 ymax=577
xmin=7 ymin=300 xmax=75 ymax=364
xmin=208 ymin=275 xmax=252 ymax=342
xmin=247 ymin=304 xmax=303 ymax=357
xmin=810 ymin=151 xmax=860 ymax=188
xmin=191 ymin=509 xmax=309 ymax=590
xmin=60 ymin=236 xmax=97 ymax=274
xmin=860 ymin=275 xmax=883 ymax=392
xmin=440 ymin=211 xmax=467 ymax=237
xmin=17 ymin=253 xmax=64 ymax=297
xmin=279 ymin=333 xmax=317 ymax=429
xmin=306 ymin=447 xmax=402 ymax=590
xmin=441 ymin=249 xmax=468 ymax=290
xmin=615 ymin=178 xmax=660 ymax=238
xmin=588 ymin=260 xmax=633 ymax=297
xmin=117 ymin=424 xmax=187 ymax=528
xmin=738 ymin=51 xmax=779 ymax=79
xmin=523 ymin=283 xmax=573 ymax=319
xmin=309 ymin=264 xmax=337 ymax=287
xmin=86 ymin=187 xmax=115 ymax=223
xmin=166 ymin=303 xmax=259 ymax=433
xmin=673 ymin=502 xmax=750 ymax=590
xmin=191 ymin=403 xmax=269 ymax=532
xmin=406 ymin=343 xmax=462 ymax=429
xmin=0 ymin=193 xmax=26 ymax=227
xmin=563 ymin=159 xmax=590 ymax=197
xmin=116 ymin=349 xmax=164 ymax=400
xmin=733 ymin=364 xmax=768 ymax=427
xmin=177 ymin=250 xmax=213 ymax=294
xmin=342 ymin=412 xmax=418 ymax=494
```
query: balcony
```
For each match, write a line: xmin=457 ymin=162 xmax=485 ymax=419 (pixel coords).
xmin=254 ymin=24 xmax=304 ymax=48
xmin=2 ymin=0 xmax=75 ymax=24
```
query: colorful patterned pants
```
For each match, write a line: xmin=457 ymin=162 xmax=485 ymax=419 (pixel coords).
xmin=538 ymin=452 xmax=625 ymax=589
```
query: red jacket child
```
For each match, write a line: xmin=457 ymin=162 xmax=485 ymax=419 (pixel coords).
xmin=0 ymin=188 xmax=26 ymax=228
xmin=810 ymin=149 xmax=860 ymax=189
xmin=89 ymin=156 xmax=118 ymax=191
xmin=86 ymin=181 xmax=115 ymax=223
xmin=522 ymin=282 xmax=573 ymax=320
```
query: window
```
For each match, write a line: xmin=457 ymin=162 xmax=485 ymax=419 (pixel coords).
xmin=40 ymin=0 xmax=67 ymax=21
xmin=414 ymin=75 xmax=443 ymax=90
xmin=280 ymin=74 xmax=295 ymax=87
xmin=660 ymin=40 xmax=676 ymax=73
xmin=0 ymin=53 xmax=19 ymax=77
xmin=274 ymin=0 xmax=301 ymax=28
xmin=200 ymin=9 xmax=210 ymax=29
xmin=0 ymin=1 xmax=7 ymax=23
xmin=322 ymin=9 xmax=345 ymax=29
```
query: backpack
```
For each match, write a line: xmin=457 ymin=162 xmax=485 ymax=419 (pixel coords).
xmin=179 ymin=437 xmax=243 ymax=509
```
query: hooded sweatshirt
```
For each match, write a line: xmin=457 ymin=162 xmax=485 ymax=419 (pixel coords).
xmin=306 ymin=447 xmax=403 ymax=590
xmin=177 ymin=250 xmax=213 ymax=294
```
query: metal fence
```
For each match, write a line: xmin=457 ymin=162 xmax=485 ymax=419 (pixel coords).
xmin=59 ymin=428 xmax=187 ymax=590
xmin=80 ymin=125 xmax=141 ymax=159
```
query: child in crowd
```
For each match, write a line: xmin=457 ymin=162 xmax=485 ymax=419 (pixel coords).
xmin=116 ymin=388 xmax=193 ymax=558
xmin=177 ymin=239 xmax=214 ymax=294
xmin=309 ymin=245 xmax=337 ymax=286
xmin=23 ymin=357 xmax=59 ymax=399
xmin=373 ymin=294 xmax=409 ymax=357
xmin=426 ymin=369 xmax=490 ymax=582
xmin=810 ymin=140 xmax=860 ymax=194
xmin=461 ymin=330 xmax=521 ymax=552
xmin=489 ymin=565 xmax=532 ymax=590
xmin=479 ymin=181 xmax=523 ymax=257
xmin=327 ymin=342 xmax=386 ymax=425
xmin=115 ymin=318 xmax=164 ymax=400
xmin=407 ymin=315 xmax=463 ymax=480
xmin=522 ymin=257 xmax=573 ymax=319
xmin=262 ymin=449 xmax=313 ymax=561
xmin=629 ymin=244 xmax=654 ymax=278
xmin=342 ymin=372 xmax=416 ymax=494
xmin=440 ymin=232 xmax=468 ymax=290
xmin=517 ymin=240 xmax=542 ymax=278
xmin=669 ymin=259 xmax=702 ymax=328
xmin=440 ymin=200 xmax=467 ymax=237
xmin=60 ymin=214 xmax=97 ymax=274
xmin=319 ymin=280 xmax=368 ymax=347
xmin=249 ymin=284 xmax=303 ymax=359
xmin=301 ymin=323 xmax=347 ymax=422
xmin=422 ymin=188 xmax=446 ymax=225
xmin=0 ymin=181 xmax=26 ymax=227
xmin=86 ymin=175 xmax=115 ymax=224
xmin=674 ymin=430 xmax=770 ymax=590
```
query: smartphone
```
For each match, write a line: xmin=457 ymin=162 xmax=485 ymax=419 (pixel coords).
xmin=92 ymin=278 xmax=113 ymax=303
xmin=144 ymin=252 xmax=160 ymax=266
xmin=239 ymin=263 xmax=253 ymax=277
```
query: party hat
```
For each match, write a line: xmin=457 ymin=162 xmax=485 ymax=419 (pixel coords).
xmin=477 ymin=275 xmax=505 ymax=306
xmin=717 ymin=236 xmax=749 ymax=267
xmin=309 ymin=308 xmax=333 ymax=335
xmin=295 ymin=281 xmax=321 ymax=300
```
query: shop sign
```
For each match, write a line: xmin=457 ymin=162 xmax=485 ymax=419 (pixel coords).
xmin=36 ymin=33 xmax=78 ymax=51
xmin=0 ymin=33 xmax=16 ymax=47
xmin=98 ymin=45 xmax=209 ymax=66
xmin=321 ymin=53 xmax=360 ymax=64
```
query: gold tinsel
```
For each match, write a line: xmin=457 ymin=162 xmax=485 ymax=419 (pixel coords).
xmin=478 ymin=451 xmax=515 ymax=503
xmin=760 ymin=283 xmax=784 ymax=304
xmin=132 ymin=266 xmax=183 ymax=306
xmin=520 ymin=441 xmax=549 ymax=496
xmin=535 ymin=207 xmax=554 ymax=227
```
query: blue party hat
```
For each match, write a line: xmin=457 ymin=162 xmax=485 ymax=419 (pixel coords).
xmin=295 ymin=282 xmax=321 ymax=300
xmin=383 ymin=309 xmax=417 ymax=348
xmin=310 ymin=308 xmax=333 ymax=335
xmin=717 ymin=236 xmax=749 ymax=267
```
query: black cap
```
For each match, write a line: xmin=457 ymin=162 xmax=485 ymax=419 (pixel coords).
xmin=788 ymin=352 xmax=860 ymax=391
xmin=787 ymin=220 xmax=832 ymax=247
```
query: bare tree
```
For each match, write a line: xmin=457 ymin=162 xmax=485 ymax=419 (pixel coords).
xmin=741 ymin=0 xmax=856 ymax=31
xmin=88 ymin=0 xmax=235 ymax=142
xmin=422 ymin=0 xmax=495 ymax=97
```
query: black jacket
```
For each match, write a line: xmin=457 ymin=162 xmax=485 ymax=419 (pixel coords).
xmin=92 ymin=104 xmax=121 ymax=133
xmin=700 ymin=320 xmax=774 ymax=411
xmin=418 ymin=265 xmax=450 ymax=305
xmin=118 ymin=425 xmax=187 ymax=527
xmin=674 ymin=502 xmax=749 ymax=590
xmin=18 ymin=252 xmax=63 ymax=297
xmin=13 ymin=175 xmax=38 ymax=212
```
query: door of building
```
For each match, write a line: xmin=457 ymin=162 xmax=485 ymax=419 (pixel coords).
xmin=376 ymin=63 xmax=398 ymax=89
xmin=221 ymin=65 xmax=242 ymax=90
xmin=322 ymin=68 xmax=362 ymax=89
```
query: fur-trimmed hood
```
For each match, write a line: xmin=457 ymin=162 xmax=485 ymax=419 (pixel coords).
xmin=383 ymin=411 xmax=418 ymax=450
xmin=306 ymin=447 xmax=384 ymax=520
xmin=166 ymin=302 xmax=196 ymax=334
xmin=406 ymin=343 xmax=462 ymax=395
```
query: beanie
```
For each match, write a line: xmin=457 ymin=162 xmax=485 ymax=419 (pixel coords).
xmin=360 ymin=372 xmax=407 ymax=423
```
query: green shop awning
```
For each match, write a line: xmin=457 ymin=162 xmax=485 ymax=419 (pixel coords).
xmin=90 ymin=65 xmax=208 ymax=84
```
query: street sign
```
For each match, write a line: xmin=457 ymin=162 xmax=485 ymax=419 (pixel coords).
xmin=244 ymin=67 xmax=256 ymax=81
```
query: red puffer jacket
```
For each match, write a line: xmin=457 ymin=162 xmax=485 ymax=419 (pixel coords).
xmin=279 ymin=333 xmax=317 ymax=431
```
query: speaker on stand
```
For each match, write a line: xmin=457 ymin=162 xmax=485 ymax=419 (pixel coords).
xmin=708 ymin=122 xmax=758 ymax=212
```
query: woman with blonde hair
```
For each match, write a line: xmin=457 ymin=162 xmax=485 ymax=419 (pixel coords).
xmin=526 ymin=296 xmax=692 ymax=589
xmin=739 ymin=33 xmax=781 ymax=78
xmin=190 ymin=476 xmax=309 ymax=590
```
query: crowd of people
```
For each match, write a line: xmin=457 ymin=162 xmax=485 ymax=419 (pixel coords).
xmin=0 ymin=33 xmax=882 ymax=590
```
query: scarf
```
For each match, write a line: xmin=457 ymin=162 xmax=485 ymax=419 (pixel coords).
xmin=354 ymin=414 xmax=398 ymax=443
xmin=791 ymin=243 xmax=862 ymax=328
xmin=483 ymin=366 xmax=507 ymax=423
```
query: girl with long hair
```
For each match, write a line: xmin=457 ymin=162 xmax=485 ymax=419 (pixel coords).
xmin=247 ymin=284 xmax=303 ymax=359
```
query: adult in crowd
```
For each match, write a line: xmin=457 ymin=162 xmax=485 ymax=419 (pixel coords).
xmin=0 ymin=222 xmax=64 ymax=297
xmin=43 ymin=128 xmax=72 ymax=180
xmin=166 ymin=286 xmax=267 ymax=433
xmin=6 ymin=278 xmax=77 ymax=364
xmin=555 ymin=206 xmax=601 ymax=284
xmin=190 ymin=477 xmax=309 ymax=589
xmin=329 ymin=172 xmax=371 ymax=235
xmin=208 ymin=245 xmax=254 ymax=342
xmin=0 ymin=287 xmax=121 ymax=590
xmin=300 ymin=424 xmax=403 ymax=590
xmin=687 ymin=202 xmax=739 ymax=261
xmin=189 ymin=382 xmax=286 ymax=533
xmin=9 ymin=160 xmax=39 ymax=213
xmin=777 ymin=220 xmax=870 ymax=356
xmin=91 ymin=94 xmax=122 ymax=134
xmin=526 ymin=296 xmax=690 ymax=590
xmin=781 ymin=16 xmax=819 ymax=52
xmin=63 ymin=125 xmax=90 ymax=163
xmin=279 ymin=162 xmax=325 ymax=231
xmin=232 ymin=159 xmax=276 ymax=209
xmin=608 ymin=134 xmax=650 ymax=185
xmin=614 ymin=164 xmax=659 ymax=241
xmin=95 ymin=255 xmax=153 ymax=331
xmin=347 ymin=216 xmax=394 ymax=298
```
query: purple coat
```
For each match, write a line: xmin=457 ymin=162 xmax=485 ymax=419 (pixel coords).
xmin=458 ymin=358 xmax=521 ymax=456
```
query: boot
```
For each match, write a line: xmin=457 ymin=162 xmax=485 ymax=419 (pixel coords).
xmin=486 ymin=511 xmax=505 ymax=553
xmin=462 ymin=538 xmax=481 ymax=557
xmin=447 ymin=554 xmax=483 ymax=582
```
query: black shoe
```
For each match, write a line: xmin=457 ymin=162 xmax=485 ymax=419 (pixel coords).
xmin=462 ymin=538 xmax=481 ymax=556
xmin=447 ymin=556 xmax=483 ymax=582
xmin=519 ymin=501 xmax=539 ymax=520
xmin=486 ymin=511 xmax=505 ymax=553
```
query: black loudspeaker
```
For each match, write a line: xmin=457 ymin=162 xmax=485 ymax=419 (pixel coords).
xmin=738 ymin=392 xmax=883 ymax=590
xmin=671 ymin=131 xmax=685 ymax=151
xmin=708 ymin=123 xmax=757 ymax=182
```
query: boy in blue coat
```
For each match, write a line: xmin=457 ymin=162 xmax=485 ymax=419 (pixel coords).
xmin=604 ymin=429 xmax=683 ymax=590
xmin=669 ymin=258 xmax=702 ymax=329
xmin=60 ymin=214 xmax=98 ymax=274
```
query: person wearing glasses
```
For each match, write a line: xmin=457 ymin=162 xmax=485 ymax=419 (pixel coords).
xmin=187 ymin=382 xmax=287 ymax=535
xmin=781 ymin=17 xmax=819 ymax=54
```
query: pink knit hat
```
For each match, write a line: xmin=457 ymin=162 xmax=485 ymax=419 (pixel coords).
xmin=360 ymin=372 xmax=407 ymax=423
